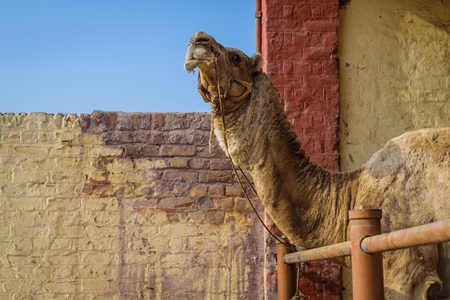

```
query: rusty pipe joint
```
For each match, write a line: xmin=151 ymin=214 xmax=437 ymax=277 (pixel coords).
xmin=349 ymin=205 xmax=384 ymax=300
xmin=276 ymin=237 xmax=297 ymax=300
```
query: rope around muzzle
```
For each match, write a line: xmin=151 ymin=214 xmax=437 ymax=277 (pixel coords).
xmin=197 ymin=61 xmax=254 ymax=154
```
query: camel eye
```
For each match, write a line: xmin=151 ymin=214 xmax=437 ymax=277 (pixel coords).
xmin=232 ymin=55 xmax=241 ymax=62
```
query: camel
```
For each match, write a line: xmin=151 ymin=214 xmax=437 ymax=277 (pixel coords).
xmin=184 ymin=31 xmax=450 ymax=299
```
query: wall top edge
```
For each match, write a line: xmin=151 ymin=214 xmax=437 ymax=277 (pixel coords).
xmin=0 ymin=110 xmax=212 ymax=132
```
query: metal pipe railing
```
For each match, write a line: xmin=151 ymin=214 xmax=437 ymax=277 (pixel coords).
xmin=361 ymin=220 xmax=450 ymax=254
xmin=282 ymin=241 xmax=351 ymax=264
xmin=283 ymin=219 xmax=450 ymax=265
xmin=278 ymin=206 xmax=450 ymax=300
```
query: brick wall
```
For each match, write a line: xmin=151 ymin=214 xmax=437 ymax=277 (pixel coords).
xmin=0 ymin=111 xmax=264 ymax=299
xmin=261 ymin=0 xmax=339 ymax=170
xmin=260 ymin=0 xmax=341 ymax=299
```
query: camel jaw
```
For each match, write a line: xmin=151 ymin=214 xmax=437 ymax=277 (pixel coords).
xmin=184 ymin=58 xmax=216 ymax=72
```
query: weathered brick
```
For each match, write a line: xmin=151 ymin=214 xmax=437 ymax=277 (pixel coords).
xmin=48 ymin=238 xmax=72 ymax=251
xmin=46 ymin=198 xmax=81 ymax=211
xmin=81 ymin=279 xmax=119 ymax=293
xmin=209 ymin=159 xmax=231 ymax=170
xmin=212 ymin=197 xmax=234 ymax=210
xmin=225 ymin=185 xmax=244 ymax=197
xmin=13 ymin=238 xmax=33 ymax=251
xmin=188 ymin=113 xmax=209 ymax=130
xmin=151 ymin=113 xmax=165 ymax=129
xmin=42 ymin=280 xmax=80 ymax=294
xmin=169 ymin=157 xmax=189 ymax=168
xmin=207 ymin=184 xmax=225 ymax=197
xmin=13 ymin=145 xmax=48 ymax=157
xmin=7 ymin=197 xmax=47 ymax=211
xmin=164 ymin=113 xmax=190 ymax=130
xmin=159 ymin=197 xmax=194 ymax=209
xmin=304 ymin=45 xmax=336 ymax=60
xmin=4 ymin=279 xmax=41 ymax=293
xmin=193 ymin=195 xmax=214 ymax=208
xmin=189 ymin=184 xmax=208 ymax=198
xmin=84 ymin=225 xmax=120 ymax=239
xmin=304 ymin=19 xmax=338 ymax=32
xmin=159 ymin=223 xmax=197 ymax=237
xmin=188 ymin=158 xmax=209 ymax=169
xmin=234 ymin=198 xmax=249 ymax=212
xmin=0 ymin=144 xmax=12 ymax=156
xmin=159 ymin=145 xmax=196 ymax=157
xmin=198 ymin=170 xmax=233 ymax=183
xmin=83 ymin=111 xmax=118 ymax=133
xmin=162 ymin=170 xmax=198 ymax=183
xmin=205 ymin=211 xmax=225 ymax=225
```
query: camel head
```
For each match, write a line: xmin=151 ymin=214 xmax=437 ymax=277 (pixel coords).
xmin=184 ymin=31 xmax=263 ymax=115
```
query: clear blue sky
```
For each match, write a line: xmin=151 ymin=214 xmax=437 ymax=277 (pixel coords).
xmin=0 ymin=1 xmax=255 ymax=114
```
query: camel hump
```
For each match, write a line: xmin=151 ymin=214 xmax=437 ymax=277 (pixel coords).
xmin=364 ymin=127 xmax=450 ymax=177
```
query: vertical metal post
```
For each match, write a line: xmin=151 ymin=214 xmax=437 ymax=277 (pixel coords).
xmin=276 ymin=238 xmax=296 ymax=300
xmin=349 ymin=206 xmax=384 ymax=300
xmin=255 ymin=0 xmax=262 ymax=54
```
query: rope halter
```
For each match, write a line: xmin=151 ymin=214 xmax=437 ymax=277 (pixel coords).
xmin=197 ymin=58 xmax=254 ymax=118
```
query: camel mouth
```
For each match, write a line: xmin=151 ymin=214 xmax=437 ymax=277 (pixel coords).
xmin=184 ymin=59 xmax=200 ymax=72
xmin=184 ymin=58 xmax=215 ymax=72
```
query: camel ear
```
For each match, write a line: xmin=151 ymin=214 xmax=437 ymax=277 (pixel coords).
xmin=249 ymin=53 xmax=263 ymax=73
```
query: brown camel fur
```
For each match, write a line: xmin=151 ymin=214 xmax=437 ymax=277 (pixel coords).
xmin=184 ymin=31 xmax=450 ymax=300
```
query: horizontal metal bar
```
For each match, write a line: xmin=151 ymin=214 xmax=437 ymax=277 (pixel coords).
xmin=282 ymin=241 xmax=351 ymax=264
xmin=282 ymin=220 xmax=450 ymax=265
xmin=361 ymin=220 xmax=450 ymax=254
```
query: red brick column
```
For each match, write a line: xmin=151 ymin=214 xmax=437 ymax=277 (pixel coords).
xmin=259 ymin=0 xmax=341 ymax=299
xmin=260 ymin=0 xmax=339 ymax=170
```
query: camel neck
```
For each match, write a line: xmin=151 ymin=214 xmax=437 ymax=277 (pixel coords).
xmin=213 ymin=72 xmax=353 ymax=248
xmin=248 ymin=126 xmax=350 ymax=248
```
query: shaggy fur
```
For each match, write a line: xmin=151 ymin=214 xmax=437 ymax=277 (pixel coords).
xmin=184 ymin=31 xmax=450 ymax=299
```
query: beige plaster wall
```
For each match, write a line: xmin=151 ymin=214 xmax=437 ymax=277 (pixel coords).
xmin=339 ymin=0 xmax=450 ymax=171
xmin=339 ymin=1 xmax=450 ymax=298
xmin=0 ymin=112 xmax=264 ymax=299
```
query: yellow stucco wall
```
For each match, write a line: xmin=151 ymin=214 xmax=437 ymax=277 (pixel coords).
xmin=339 ymin=0 xmax=450 ymax=299
xmin=0 ymin=112 xmax=264 ymax=299
xmin=339 ymin=1 xmax=450 ymax=298
xmin=339 ymin=0 xmax=450 ymax=171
